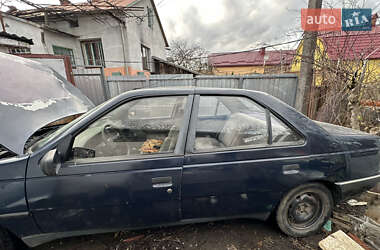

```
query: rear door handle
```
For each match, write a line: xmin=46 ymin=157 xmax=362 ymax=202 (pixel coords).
xmin=152 ymin=176 xmax=172 ymax=188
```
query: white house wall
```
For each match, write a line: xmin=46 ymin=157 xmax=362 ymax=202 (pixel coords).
xmin=126 ymin=0 xmax=167 ymax=71
xmin=3 ymin=0 xmax=167 ymax=75
xmin=43 ymin=30 xmax=83 ymax=65
xmin=50 ymin=16 xmax=124 ymax=68
xmin=49 ymin=0 xmax=167 ymax=73
xmin=2 ymin=14 xmax=83 ymax=65
xmin=2 ymin=15 xmax=47 ymax=54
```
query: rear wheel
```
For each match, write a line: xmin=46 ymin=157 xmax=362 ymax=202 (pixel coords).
xmin=276 ymin=183 xmax=333 ymax=237
xmin=0 ymin=229 xmax=16 ymax=250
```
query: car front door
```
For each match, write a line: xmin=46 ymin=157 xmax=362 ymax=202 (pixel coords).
xmin=26 ymin=95 xmax=192 ymax=233
xmin=181 ymin=94 xmax=307 ymax=220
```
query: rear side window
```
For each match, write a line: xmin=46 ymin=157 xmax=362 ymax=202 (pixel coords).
xmin=270 ymin=114 xmax=304 ymax=146
xmin=192 ymin=95 xmax=304 ymax=152
xmin=194 ymin=96 xmax=268 ymax=152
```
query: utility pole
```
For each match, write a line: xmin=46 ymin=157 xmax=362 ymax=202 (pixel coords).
xmin=295 ymin=0 xmax=322 ymax=115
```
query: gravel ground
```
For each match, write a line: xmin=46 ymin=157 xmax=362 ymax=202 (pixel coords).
xmin=33 ymin=192 xmax=379 ymax=250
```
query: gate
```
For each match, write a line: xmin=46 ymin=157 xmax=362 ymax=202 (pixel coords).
xmin=72 ymin=66 xmax=109 ymax=105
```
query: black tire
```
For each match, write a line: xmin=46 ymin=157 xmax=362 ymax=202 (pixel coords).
xmin=276 ymin=183 xmax=333 ymax=237
xmin=0 ymin=229 xmax=16 ymax=250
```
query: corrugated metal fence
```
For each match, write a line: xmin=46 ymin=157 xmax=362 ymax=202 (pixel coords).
xmin=73 ymin=66 xmax=108 ymax=105
xmin=106 ymin=74 xmax=299 ymax=107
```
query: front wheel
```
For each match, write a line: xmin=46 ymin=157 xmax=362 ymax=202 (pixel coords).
xmin=276 ymin=183 xmax=333 ymax=237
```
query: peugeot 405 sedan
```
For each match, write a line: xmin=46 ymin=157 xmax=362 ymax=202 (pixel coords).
xmin=1 ymin=86 xmax=380 ymax=249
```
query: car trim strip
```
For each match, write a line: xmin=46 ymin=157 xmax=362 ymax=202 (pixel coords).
xmin=184 ymin=148 xmax=379 ymax=168
xmin=0 ymin=211 xmax=29 ymax=218
xmin=335 ymin=174 xmax=380 ymax=186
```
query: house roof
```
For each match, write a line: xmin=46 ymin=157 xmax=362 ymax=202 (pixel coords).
xmin=40 ymin=0 xmax=137 ymax=12
xmin=152 ymin=56 xmax=199 ymax=75
xmin=0 ymin=31 xmax=33 ymax=45
xmin=208 ymin=49 xmax=296 ymax=67
xmin=319 ymin=25 xmax=380 ymax=60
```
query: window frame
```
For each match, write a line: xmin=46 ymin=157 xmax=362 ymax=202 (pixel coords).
xmin=64 ymin=94 xmax=193 ymax=165
xmin=80 ymin=39 xmax=105 ymax=67
xmin=147 ymin=6 xmax=154 ymax=29
xmin=52 ymin=45 xmax=76 ymax=67
xmin=8 ymin=46 xmax=31 ymax=55
xmin=186 ymin=94 xmax=306 ymax=154
xmin=141 ymin=44 xmax=151 ymax=71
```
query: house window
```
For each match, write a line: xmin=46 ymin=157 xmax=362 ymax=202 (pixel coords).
xmin=147 ymin=6 xmax=153 ymax=28
xmin=8 ymin=47 xmax=31 ymax=55
xmin=52 ymin=45 xmax=76 ymax=66
xmin=81 ymin=40 xmax=105 ymax=67
xmin=141 ymin=45 xmax=151 ymax=71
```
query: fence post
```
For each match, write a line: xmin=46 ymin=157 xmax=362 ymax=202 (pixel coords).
xmin=193 ymin=75 xmax=197 ymax=87
xmin=145 ymin=76 xmax=150 ymax=88
xmin=238 ymin=77 xmax=244 ymax=89
xmin=100 ymin=66 xmax=110 ymax=100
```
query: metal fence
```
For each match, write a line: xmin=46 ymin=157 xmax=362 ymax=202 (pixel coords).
xmin=72 ymin=66 xmax=108 ymax=105
xmin=106 ymin=74 xmax=299 ymax=107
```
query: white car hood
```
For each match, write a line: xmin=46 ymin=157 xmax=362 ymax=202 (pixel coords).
xmin=0 ymin=53 xmax=94 ymax=155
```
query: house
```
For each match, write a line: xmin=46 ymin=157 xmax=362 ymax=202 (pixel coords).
xmin=2 ymin=0 xmax=171 ymax=76
xmin=208 ymin=48 xmax=296 ymax=75
xmin=290 ymin=14 xmax=380 ymax=86
xmin=0 ymin=30 xmax=33 ymax=54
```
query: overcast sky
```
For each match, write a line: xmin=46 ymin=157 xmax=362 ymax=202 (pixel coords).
xmin=3 ymin=0 xmax=380 ymax=52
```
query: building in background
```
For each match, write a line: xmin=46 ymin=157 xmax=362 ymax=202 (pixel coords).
xmin=2 ymin=0 xmax=174 ymax=76
xmin=0 ymin=30 xmax=33 ymax=54
xmin=208 ymin=48 xmax=296 ymax=75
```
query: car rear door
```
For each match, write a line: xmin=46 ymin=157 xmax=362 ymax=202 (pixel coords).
xmin=181 ymin=94 xmax=308 ymax=220
xmin=26 ymin=95 xmax=193 ymax=233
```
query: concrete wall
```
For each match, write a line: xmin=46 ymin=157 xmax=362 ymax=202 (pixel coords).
xmin=49 ymin=0 xmax=167 ymax=72
xmin=30 ymin=58 xmax=68 ymax=80
xmin=125 ymin=0 xmax=167 ymax=71
xmin=44 ymin=30 xmax=83 ymax=65
xmin=2 ymin=14 xmax=47 ymax=54
xmin=2 ymin=14 xmax=82 ymax=65
xmin=50 ymin=15 xmax=124 ymax=68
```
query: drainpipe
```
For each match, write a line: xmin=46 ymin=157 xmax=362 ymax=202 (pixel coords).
xmin=119 ymin=22 xmax=128 ymax=75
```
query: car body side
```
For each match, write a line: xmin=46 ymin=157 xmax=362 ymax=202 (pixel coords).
xmin=0 ymin=88 xmax=379 ymax=247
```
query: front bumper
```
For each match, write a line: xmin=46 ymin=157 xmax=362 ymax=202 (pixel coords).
xmin=335 ymin=174 xmax=380 ymax=199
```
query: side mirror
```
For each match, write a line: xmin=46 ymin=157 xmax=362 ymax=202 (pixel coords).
xmin=40 ymin=149 xmax=61 ymax=176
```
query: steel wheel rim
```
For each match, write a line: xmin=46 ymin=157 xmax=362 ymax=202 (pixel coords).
xmin=287 ymin=192 xmax=323 ymax=229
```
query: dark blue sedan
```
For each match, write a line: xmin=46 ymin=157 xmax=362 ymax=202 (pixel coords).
xmin=1 ymin=87 xmax=380 ymax=249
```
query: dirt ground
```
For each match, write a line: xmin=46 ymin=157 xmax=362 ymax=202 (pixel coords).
xmin=35 ymin=218 xmax=327 ymax=250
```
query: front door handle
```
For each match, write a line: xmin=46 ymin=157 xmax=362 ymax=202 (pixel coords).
xmin=152 ymin=176 xmax=172 ymax=188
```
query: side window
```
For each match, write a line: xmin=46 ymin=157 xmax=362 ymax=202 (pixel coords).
xmin=70 ymin=96 xmax=187 ymax=161
xmin=270 ymin=114 xmax=304 ymax=146
xmin=198 ymin=96 xmax=231 ymax=117
xmin=194 ymin=96 xmax=268 ymax=152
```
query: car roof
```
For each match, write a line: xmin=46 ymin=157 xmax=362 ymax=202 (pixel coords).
xmin=116 ymin=87 xmax=268 ymax=98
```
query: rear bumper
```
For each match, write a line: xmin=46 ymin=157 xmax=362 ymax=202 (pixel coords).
xmin=335 ymin=174 xmax=380 ymax=199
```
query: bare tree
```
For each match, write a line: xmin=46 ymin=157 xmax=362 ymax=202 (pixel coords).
xmin=167 ymin=40 xmax=209 ymax=73
xmin=309 ymin=30 xmax=380 ymax=134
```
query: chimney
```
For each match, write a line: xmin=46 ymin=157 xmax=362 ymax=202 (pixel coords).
xmin=260 ymin=47 xmax=265 ymax=56
xmin=372 ymin=13 xmax=378 ymax=27
xmin=59 ymin=0 xmax=71 ymax=5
